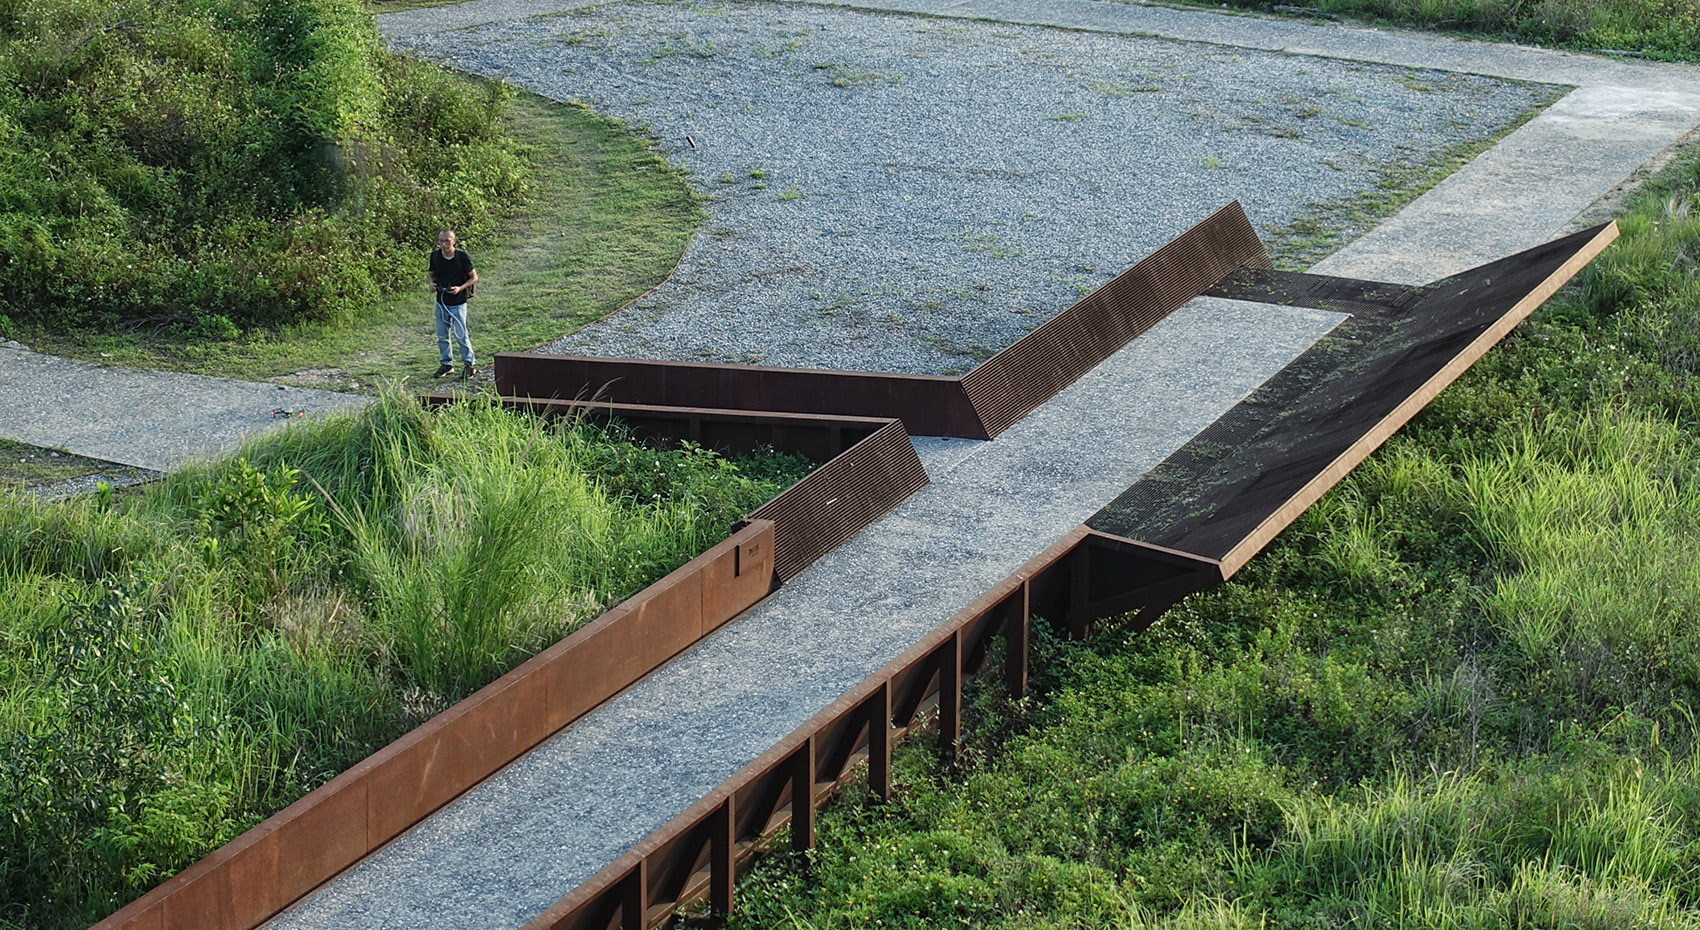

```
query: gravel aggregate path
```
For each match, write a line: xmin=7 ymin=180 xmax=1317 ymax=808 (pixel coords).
xmin=391 ymin=1 xmax=1554 ymax=373
xmin=266 ymin=296 xmax=1347 ymax=930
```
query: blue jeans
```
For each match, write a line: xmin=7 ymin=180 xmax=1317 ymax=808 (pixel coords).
xmin=435 ymin=300 xmax=476 ymax=367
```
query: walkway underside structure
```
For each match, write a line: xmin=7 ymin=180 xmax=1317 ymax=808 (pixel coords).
xmin=98 ymin=204 xmax=1617 ymax=930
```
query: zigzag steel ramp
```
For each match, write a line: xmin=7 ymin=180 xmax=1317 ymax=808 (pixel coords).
xmin=264 ymin=298 xmax=1347 ymax=929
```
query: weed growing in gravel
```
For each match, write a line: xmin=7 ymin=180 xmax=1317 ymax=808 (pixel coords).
xmin=1087 ymin=77 xmax=1160 ymax=97
xmin=0 ymin=441 xmax=112 ymax=491
xmin=951 ymin=229 xmax=1026 ymax=260
xmin=643 ymin=34 xmax=719 ymax=65
xmin=1268 ymin=84 xmax=1562 ymax=269
xmin=814 ymin=61 xmax=900 ymax=88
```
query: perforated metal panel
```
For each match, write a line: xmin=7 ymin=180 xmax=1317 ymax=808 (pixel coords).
xmin=749 ymin=419 xmax=930 ymax=581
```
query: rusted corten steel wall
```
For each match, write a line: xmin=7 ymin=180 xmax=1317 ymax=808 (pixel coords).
xmin=1088 ymin=221 xmax=1620 ymax=579
xmin=748 ymin=419 xmax=931 ymax=582
xmin=520 ymin=530 xmax=1090 ymax=930
xmin=495 ymin=353 xmax=987 ymax=438
xmin=491 ymin=203 xmax=1266 ymax=442
xmin=91 ymin=398 xmax=939 ymax=930
xmin=424 ymin=393 xmax=895 ymax=463
xmin=97 ymin=208 xmax=1617 ymax=930
xmin=91 ymin=522 xmax=778 ymax=930
xmin=510 ymin=222 xmax=1622 ymax=930
xmin=959 ymin=201 xmax=1272 ymax=436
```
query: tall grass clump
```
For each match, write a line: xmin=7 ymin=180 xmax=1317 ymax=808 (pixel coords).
xmin=0 ymin=393 xmax=808 ymax=930
xmin=0 ymin=0 xmax=527 ymax=338
xmin=1460 ymin=410 xmax=1700 ymax=711
xmin=723 ymin=142 xmax=1700 ymax=928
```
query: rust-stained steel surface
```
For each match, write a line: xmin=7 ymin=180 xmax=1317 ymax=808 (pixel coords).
xmin=92 ymin=522 xmax=778 ymax=930
xmin=1088 ymin=221 xmax=1619 ymax=577
xmin=425 ymin=394 xmax=893 ymax=462
xmin=748 ymin=419 xmax=931 ymax=582
xmin=521 ymin=530 xmax=1090 ymax=930
xmin=961 ymin=201 xmax=1271 ymax=436
xmin=495 ymin=353 xmax=986 ymax=438
xmin=494 ymin=203 xmax=1266 ymax=442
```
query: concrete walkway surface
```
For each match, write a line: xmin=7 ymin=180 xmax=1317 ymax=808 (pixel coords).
xmin=0 ymin=342 xmax=366 ymax=474
xmin=254 ymin=1 xmax=1700 ymax=928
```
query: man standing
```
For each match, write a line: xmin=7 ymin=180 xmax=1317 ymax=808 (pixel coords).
xmin=427 ymin=229 xmax=479 ymax=379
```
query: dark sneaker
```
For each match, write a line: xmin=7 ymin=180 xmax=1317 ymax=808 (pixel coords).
xmin=433 ymin=363 xmax=453 ymax=378
xmin=462 ymin=364 xmax=478 ymax=379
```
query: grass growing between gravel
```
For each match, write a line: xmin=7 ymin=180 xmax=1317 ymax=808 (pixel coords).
xmin=28 ymin=84 xmax=701 ymax=393
xmin=720 ymin=124 xmax=1700 ymax=930
xmin=1266 ymin=89 xmax=1561 ymax=270
xmin=0 ymin=394 xmax=808 ymax=930
xmin=0 ymin=440 xmax=112 ymax=491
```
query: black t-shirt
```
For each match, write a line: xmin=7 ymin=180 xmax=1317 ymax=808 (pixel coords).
xmin=429 ymin=249 xmax=474 ymax=306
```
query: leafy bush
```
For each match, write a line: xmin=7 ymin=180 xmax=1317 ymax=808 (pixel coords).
xmin=0 ymin=0 xmax=528 ymax=334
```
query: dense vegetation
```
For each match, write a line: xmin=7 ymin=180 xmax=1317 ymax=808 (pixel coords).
xmin=0 ymin=0 xmax=527 ymax=338
xmin=0 ymin=398 xmax=809 ymax=930
xmin=1165 ymin=0 xmax=1700 ymax=61
xmin=724 ymin=118 xmax=1700 ymax=930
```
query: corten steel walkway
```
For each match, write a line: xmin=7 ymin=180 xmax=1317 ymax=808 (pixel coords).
xmin=232 ymin=207 xmax=1610 ymax=930
xmin=86 ymin=2 xmax=1700 ymax=929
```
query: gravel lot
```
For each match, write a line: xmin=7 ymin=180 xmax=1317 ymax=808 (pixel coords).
xmin=394 ymin=1 xmax=1556 ymax=374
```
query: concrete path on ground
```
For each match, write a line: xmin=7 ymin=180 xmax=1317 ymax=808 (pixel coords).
xmin=262 ymin=2 xmax=1700 ymax=929
xmin=0 ymin=342 xmax=367 ymax=473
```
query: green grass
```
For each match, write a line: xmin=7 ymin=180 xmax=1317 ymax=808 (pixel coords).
xmin=0 ymin=440 xmax=117 ymax=491
xmin=0 ymin=395 xmax=808 ymax=930
xmin=24 ymin=84 xmax=701 ymax=394
xmin=1266 ymin=84 xmax=1563 ymax=269
xmin=1 ymin=0 xmax=532 ymax=335
xmin=720 ymin=111 xmax=1700 ymax=930
xmin=1153 ymin=0 xmax=1700 ymax=61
